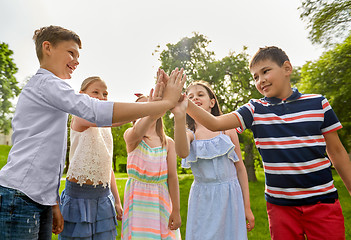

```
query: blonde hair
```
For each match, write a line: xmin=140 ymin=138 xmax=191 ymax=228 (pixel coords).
xmin=33 ymin=25 xmax=81 ymax=61
xmin=80 ymin=76 xmax=106 ymax=92
xmin=135 ymin=95 xmax=167 ymax=148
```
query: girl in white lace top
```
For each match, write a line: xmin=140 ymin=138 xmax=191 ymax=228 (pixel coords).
xmin=59 ymin=76 xmax=123 ymax=240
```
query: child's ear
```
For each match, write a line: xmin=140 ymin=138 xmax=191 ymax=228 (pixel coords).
xmin=210 ymin=98 xmax=216 ymax=108
xmin=42 ymin=41 xmax=52 ymax=56
xmin=283 ymin=61 xmax=293 ymax=76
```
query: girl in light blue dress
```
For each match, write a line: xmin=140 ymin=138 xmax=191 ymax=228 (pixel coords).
xmin=172 ymin=81 xmax=255 ymax=240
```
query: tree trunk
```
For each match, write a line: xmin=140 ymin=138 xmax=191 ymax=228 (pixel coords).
xmin=244 ymin=141 xmax=257 ymax=182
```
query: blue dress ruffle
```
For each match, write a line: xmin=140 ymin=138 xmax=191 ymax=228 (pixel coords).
xmin=182 ymin=132 xmax=239 ymax=168
xmin=59 ymin=181 xmax=118 ymax=240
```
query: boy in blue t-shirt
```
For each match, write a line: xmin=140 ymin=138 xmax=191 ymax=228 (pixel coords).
xmin=186 ymin=46 xmax=351 ymax=240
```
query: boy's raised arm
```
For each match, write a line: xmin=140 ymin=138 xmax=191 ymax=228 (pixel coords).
xmin=112 ymin=68 xmax=186 ymax=123
xmin=187 ymin=99 xmax=240 ymax=131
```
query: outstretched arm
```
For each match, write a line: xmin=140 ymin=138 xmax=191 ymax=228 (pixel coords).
xmin=187 ymin=99 xmax=240 ymax=131
xmin=112 ymin=68 xmax=186 ymax=124
xmin=71 ymin=116 xmax=127 ymax=132
xmin=325 ymin=131 xmax=351 ymax=196
xmin=123 ymin=73 xmax=169 ymax=153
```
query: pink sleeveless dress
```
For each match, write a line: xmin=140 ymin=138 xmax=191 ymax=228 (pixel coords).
xmin=121 ymin=140 xmax=181 ymax=240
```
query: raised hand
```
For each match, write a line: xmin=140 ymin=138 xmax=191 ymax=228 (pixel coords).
xmin=149 ymin=69 xmax=165 ymax=102
xmin=163 ymin=68 xmax=187 ymax=108
xmin=171 ymin=93 xmax=188 ymax=117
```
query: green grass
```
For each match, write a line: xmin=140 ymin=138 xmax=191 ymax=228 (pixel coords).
xmin=52 ymin=170 xmax=351 ymax=239
xmin=0 ymin=145 xmax=11 ymax=169
xmin=0 ymin=147 xmax=349 ymax=239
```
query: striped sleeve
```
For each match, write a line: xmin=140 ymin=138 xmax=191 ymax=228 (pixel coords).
xmin=234 ymin=100 xmax=255 ymax=133
xmin=321 ymin=97 xmax=342 ymax=134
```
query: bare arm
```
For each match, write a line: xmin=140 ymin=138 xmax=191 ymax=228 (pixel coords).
xmin=171 ymin=94 xmax=191 ymax=158
xmin=187 ymin=99 xmax=240 ymax=131
xmin=166 ymin=138 xmax=181 ymax=230
xmin=123 ymin=114 xmax=160 ymax=153
xmin=325 ymin=131 xmax=351 ymax=196
xmin=227 ymin=130 xmax=255 ymax=231
xmin=52 ymin=202 xmax=64 ymax=234
xmin=113 ymin=68 xmax=186 ymax=124
xmin=110 ymin=170 xmax=123 ymax=221
xmin=123 ymin=83 xmax=168 ymax=153
xmin=71 ymin=115 xmax=128 ymax=132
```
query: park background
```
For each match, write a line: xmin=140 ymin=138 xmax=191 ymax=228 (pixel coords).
xmin=1 ymin=0 xmax=351 ymax=239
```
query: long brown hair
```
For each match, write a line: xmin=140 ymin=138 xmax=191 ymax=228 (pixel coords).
xmin=186 ymin=80 xmax=222 ymax=132
xmin=135 ymin=95 xmax=167 ymax=147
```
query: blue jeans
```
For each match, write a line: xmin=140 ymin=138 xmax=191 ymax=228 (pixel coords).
xmin=0 ymin=185 xmax=53 ymax=240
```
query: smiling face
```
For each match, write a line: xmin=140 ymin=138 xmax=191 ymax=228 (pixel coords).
xmin=187 ymin=85 xmax=215 ymax=113
xmin=41 ymin=40 xmax=80 ymax=79
xmin=81 ymin=80 xmax=108 ymax=101
xmin=251 ymin=59 xmax=293 ymax=99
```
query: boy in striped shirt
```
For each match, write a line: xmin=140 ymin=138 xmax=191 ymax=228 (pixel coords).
xmin=186 ymin=46 xmax=351 ymax=240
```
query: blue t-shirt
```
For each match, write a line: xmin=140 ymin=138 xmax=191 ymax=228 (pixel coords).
xmin=234 ymin=88 xmax=341 ymax=206
xmin=0 ymin=68 xmax=114 ymax=205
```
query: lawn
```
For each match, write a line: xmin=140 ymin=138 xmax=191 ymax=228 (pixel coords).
xmin=51 ymin=169 xmax=350 ymax=240
xmin=0 ymin=146 xmax=350 ymax=239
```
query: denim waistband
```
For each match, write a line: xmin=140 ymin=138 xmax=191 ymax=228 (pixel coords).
xmin=64 ymin=180 xmax=111 ymax=199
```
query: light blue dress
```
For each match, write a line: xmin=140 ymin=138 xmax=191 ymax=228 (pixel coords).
xmin=182 ymin=132 xmax=247 ymax=240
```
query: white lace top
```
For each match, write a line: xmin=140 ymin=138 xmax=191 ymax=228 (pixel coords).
xmin=67 ymin=127 xmax=113 ymax=187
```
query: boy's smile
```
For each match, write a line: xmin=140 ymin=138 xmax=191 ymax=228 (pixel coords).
xmin=41 ymin=40 xmax=80 ymax=79
xmin=251 ymin=59 xmax=293 ymax=100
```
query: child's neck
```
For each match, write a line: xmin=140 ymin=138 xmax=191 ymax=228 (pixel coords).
xmin=195 ymin=122 xmax=221 ymax=140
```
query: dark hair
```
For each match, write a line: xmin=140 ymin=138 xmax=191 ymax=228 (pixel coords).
xmin=249 ymin=46 xmax=289 ymax=69
xmin=186 ymin=80 xmax=222 ymax=132
xmin=33 ymin=25 xmax=82 ymax=61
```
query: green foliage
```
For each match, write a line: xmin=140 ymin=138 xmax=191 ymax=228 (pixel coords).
xmin=111 ymin=123 xmax=132 ymax=172
xmin=156 ymin=33 xmax=261 ymax=181
xmin=0 ymin=145 xmax=11 ymax=169
xmin=298 ymin=34 xmax=351 ymax=149
xmin=0 ymin=43 xmax=20 ymax=134
xmin=157 ymin=32 xmax=215 ymax=80
xmin=299 ymin=0 xmax=351 ymax=46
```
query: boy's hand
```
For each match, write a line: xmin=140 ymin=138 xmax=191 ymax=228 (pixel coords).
xmin=52 ymin=204 xmax=64 ymax=234
xmin=171 ymin=93 xmax=188 ymax=117
xmin=163 ymin=68 xmax=186 ymax=107
xmin=168 ymin=210 xmax=181 ymax=230
xmin=115 ymin=203 xmax=124 ymax=221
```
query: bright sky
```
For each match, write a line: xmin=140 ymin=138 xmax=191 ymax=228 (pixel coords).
xmin=1 ymin=0 xmax=324 ymax=103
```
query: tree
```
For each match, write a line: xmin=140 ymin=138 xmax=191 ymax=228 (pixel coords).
xmin=111 ymin=123 xmax=132 ymax=172
xmin=0 ymin=43 xmax=21 ymax=134
xmin=299 ymin=0 xmax=351 ymax=47
xmin=297 ymin=34 xmax=351 ymax=149
xmin=157 ymin=33 xmax=262 ymax=181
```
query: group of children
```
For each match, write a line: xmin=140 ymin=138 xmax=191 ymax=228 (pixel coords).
xmin=0 ymin=25 xmax=350 ymax=240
